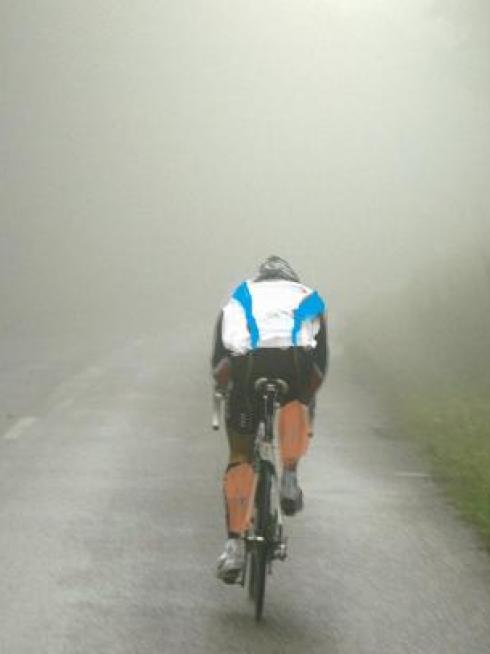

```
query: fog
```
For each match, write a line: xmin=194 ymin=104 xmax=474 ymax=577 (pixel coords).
xmin=2 ymin=5 xmax=490 ymax=642
xmin=2 ymin=0 xmax=489 ymax=337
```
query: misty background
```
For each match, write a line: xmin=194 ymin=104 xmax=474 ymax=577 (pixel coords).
xmin=2 ymin=0 xmax=489 ymax=340
xmin=2 ymin=5 xmax=490 ymax=649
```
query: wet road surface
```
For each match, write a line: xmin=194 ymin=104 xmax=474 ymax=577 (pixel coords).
xmin=1 ymin=334 xmax=489 ymax=653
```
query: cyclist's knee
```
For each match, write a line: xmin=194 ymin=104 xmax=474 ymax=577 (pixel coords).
xmin=229 ymin=452 xmax=250 ymax=465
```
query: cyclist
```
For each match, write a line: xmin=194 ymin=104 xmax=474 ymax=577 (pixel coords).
xmin=212 ymin=255 xmax=329 ymax=583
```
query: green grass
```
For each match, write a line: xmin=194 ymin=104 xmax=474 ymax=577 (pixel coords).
xmin=344 ymin=252 xmax=490 ymax=547
xmin=396 ymin=392 xmax=490 ymax=547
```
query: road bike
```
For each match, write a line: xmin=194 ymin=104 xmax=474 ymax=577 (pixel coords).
xmin=213 ymin=377 xmax=289 ymax=621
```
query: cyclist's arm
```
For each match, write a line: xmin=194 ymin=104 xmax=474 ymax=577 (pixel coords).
xmin=311 ymin=313 xmax=329 ymax=387
xmin=211 ymin=311 xmax=231 ymax=389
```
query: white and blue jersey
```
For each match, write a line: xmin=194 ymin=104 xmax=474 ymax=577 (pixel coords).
xmin=221 ymin=279 xmax=326 ymax=355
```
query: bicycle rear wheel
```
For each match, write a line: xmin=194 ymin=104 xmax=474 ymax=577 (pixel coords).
xmin=249 ymin=462 xmax=272 ymax=621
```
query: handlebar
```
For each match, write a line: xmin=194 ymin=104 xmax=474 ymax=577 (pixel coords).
xmin=212 ymin=390 xmax=224 ymax=430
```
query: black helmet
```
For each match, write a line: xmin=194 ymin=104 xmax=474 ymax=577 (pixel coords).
xmin=255 ymin=255 xmax=300 ymax=283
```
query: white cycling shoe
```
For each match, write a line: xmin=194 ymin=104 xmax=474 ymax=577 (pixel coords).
xmin=216 ymin=538 xmax=245 ymax=584
xmin=280 ymin=469 xmax=304 ymax=516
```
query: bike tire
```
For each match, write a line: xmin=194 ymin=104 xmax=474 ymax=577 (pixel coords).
xmin=252 ymin=462 xmax=272 ymax=621
xmin=248 ymin=549 xmax=256 ymax=600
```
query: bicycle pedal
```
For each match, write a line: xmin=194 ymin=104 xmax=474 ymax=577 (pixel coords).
xmin=273 ymin=541 xmax=288 ymax=561
xmin=221 ymin=572 xmax=242 ymax=585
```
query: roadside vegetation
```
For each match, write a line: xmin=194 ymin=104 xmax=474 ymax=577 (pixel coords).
xmin=345 ymin=251 xmax=490 ymax=546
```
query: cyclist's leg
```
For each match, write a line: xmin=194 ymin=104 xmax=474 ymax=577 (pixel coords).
xmin=278 ymin=400 xmax=310 ymax=470
xmin=222 ymin=356 xmax=258 ymax=537
xmin=217 ymin=427 xmax=256 ymax=582
xmin=277 ymin=401 xmax=309 ymax=515
xmin=276 ymin=349 xmax=315 ymax=514
xmin=223 ymin=428 xmax=256 ymax=537
xmin=217 ymin=361 xmax=257 ymax=582
xmin=277 ymin=348 xmax=313 ymax=469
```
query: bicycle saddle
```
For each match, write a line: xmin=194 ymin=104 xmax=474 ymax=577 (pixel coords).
xmin=254 ymin=377 xmax=289 ymax=397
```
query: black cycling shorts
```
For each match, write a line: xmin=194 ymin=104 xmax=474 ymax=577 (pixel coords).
xmin=225 ymin=348 xmax=314 ymax=435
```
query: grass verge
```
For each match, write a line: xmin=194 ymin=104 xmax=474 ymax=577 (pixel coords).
xmin=394 ymin=391 xmax=490 ymax=547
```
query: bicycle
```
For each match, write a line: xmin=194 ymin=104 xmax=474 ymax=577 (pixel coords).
xmin=212 ymin=377 xmax=289 ymax=621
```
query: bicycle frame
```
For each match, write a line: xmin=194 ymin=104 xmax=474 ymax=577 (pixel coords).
xmin=212 ymin=378 xmax=289 ymax=620
xmin=248 ymin=380 xmax=287 ymax=554
xmin=212 ymin=382 xmax=286 ymax=550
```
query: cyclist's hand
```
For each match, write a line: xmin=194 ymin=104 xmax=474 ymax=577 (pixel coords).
xmin=213 ymin=357 xmax=231 ymax=393
xmin=214 ymin=384 xmax=228 ymax=397
xmin=308 ymin=367 xmax=323 ymax=394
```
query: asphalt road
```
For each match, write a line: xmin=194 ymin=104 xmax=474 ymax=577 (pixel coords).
xmin=1 ymin=334 xmax=489 ymax=653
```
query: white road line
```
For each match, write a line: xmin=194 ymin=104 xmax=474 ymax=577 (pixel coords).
xmin=3 ymin=417 xmax=38 ymax=441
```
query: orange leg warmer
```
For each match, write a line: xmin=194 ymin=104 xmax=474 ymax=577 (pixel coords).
xmin=223 ymin=462 xmax=257 ymax=535
xmin=278 ymin=400 xmax=310 ymax=469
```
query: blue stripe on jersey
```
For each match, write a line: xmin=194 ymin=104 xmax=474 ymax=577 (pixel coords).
xmin=232 ymin=281 xmax=260 ymax=349
xmin=292 ymin=291 xmax=326 ymax=346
